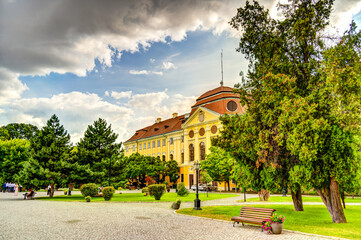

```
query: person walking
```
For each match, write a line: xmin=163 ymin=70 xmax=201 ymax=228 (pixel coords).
xmin=14 ymin=183 xmax=19 ymax=196
xmin=47 ymin=185 xmax=51 ymax=196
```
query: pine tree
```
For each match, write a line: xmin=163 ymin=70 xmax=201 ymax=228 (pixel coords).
xmin=24 ymin=114 xmax=72 ymax=197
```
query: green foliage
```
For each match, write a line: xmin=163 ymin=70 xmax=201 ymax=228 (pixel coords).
xmin=124 ymin=153 xmax=179 ymax=188
xmin=225 ymin=0 xmax=361 ymax=223
xmin=80 ymin=183 xmax=98 ymax=197
xmin=148 ymin=184 xmax=166 ymax=200
xmin=75 ymin=118 xmax=123 ymax=185
xmin=21 ymin=114 xmax=72 ymax=193
xmin=141 ymin=187 xmax=149 ymax=193
xmin=200 ymin=172 xmax=213 ymax=184
xmin=64 ymin=190 xmax=68 ymax=195
xmin=177 ymin=182 xmax=189 ymax=196
xmin=202 ymin=147 xmax=237 ymax=191
xmin=0 ymin=123 xmax=39 ymax=140
xmin=0 ymin=139 xmax=31 ymax=183
xmin=175 ymin=199 xmax=181 ymax=205
xmin=102 ymin=186 xmax=115 ymax=201
xmin=85 ymin=196 xmax=91 ymax=202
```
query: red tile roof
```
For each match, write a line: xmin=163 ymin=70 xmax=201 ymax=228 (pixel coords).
xmin=196 ymin=86 xmax=234 ymax=101
xmin=125 ymin=115 xmax=185 ymax=142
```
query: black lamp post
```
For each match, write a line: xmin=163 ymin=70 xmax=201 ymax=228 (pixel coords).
xmin=193 ymin=160 xmax=202 ymax=210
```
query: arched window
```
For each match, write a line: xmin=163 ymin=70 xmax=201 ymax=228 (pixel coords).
xmin=170 ymin=154 xmax=173 ymax=160
xmin=162 ymin=155 xmax=166 ymax=161
xmin=189 ymin=144 xmax=194 ymax=161
xmin=200 ymin=142 xmax=205 ymax=160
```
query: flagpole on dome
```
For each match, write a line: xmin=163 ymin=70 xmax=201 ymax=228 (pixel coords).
xmin=220 ymin=49 xmax=224 ymax=87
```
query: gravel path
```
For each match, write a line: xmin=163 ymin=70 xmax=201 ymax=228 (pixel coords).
xmin=0 ymin=192 xmax=345 ymax=240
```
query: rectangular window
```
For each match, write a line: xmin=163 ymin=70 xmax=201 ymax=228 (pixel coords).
xmin=181 ymin=136 xmax=184 ymax=143
xmin=170 ymin=138 xmax=173 ymax=145
xmin=144 ymin=143 xmax=146 ymax=149
xmin=139 ymin=144 xmax=142 ymax=150
xmin=148 ymin=142 xmax=150 ymax=149
xmin=181 ymin=174 xmax=184 ymax=183
xmin=162 ymin=139 xmax=166 ymax=146
xmin=133 ymin=145 xmax=136 ymax=151
xmin=157 ymin=140 xmax=160 ymax=147
xmin=181 ymin=153 xmax=184 ymax=163
xmin=152 ymin=141 xmax=155 ymax=148
xmin=126 ymin=146 xmax=128 ymax=152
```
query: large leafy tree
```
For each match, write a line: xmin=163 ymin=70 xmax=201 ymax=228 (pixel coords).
xmin=0 ymin=123 xmax=39 ymax=140
xmin=278 ymin=24 xmax=361 ymax=223
xmin=0 ymin=139 xmax=31 ymax=184
xmin=227 ymin=0 xmax=361 ymax=222
xmin=227 ymin=0 xmax=334 ymax=211
xmin=75 ymin=118 xmax=122 ymax=185
xmin=23 ymin=114 xmax=72 ymax=197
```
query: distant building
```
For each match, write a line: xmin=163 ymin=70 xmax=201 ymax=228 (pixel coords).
xmin=123 ymin=86 xmax=245 ymax=189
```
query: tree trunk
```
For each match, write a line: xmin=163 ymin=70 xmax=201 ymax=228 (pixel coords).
xmin=291 ymin=188 xmax=304 ymax=211
xmin=340 ymin=191 xmax=346 ymax=209
xmin=49 ymin=183 xmax=54 ymax=198
xmin=316 ymin=177 xmax=347 ymax=223
xmin=227 ymin=181 xmax=231 ymax=191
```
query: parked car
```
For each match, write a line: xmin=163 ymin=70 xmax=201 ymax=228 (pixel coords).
xmin=191 ymin=184 xmax=206 ymax=191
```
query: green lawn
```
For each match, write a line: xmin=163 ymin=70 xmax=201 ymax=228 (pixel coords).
xmin=244 ymin=196 xmax=361 ymax=203
xmin=36 ymin=192 xmax=239 ymax=202
xmin=177 ymin=204 xmax=361 ymax=240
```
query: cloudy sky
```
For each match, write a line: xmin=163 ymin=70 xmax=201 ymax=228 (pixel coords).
xmin=1 ymin=0 xmax=361 ymax=144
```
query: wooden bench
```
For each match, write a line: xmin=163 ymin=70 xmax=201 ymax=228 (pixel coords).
xmin=231 ymin=207 xmax=275 ymax=230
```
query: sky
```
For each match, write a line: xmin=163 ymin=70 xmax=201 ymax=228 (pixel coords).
xmin=1 ymin=0 xmax=361 ymax=144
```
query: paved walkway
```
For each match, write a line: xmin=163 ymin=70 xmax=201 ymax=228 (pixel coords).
xmin=0 ymin=191 xmax=348 ymax=240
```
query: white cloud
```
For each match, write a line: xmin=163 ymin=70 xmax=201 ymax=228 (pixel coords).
xmin=104 ymin=91 xmax=110 ymax=97
xmin=0 ymin=67 xmax=28 ymax=105
xmin=129 ymin=70 xmax=149 ymax=75
xmin=0 ymin=89 xmax=197 ymax=143
xmin=111 ymin=91 xmax=132 ymax=99
xmin=162 ymin=61 xmax=176 ymax=70
xmin=4 ymin=92 xmax=133 ymax=143
xmin=152 ymin=71 xmax=163 ymax=76
xmin=150 ymin=58 xmax=156 ymax=63
xmin=129 ymin=70 xmax=163 ymax=75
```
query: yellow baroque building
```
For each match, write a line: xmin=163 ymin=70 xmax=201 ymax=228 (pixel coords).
xmin=124 ymin=86 xmax=245 ymax=189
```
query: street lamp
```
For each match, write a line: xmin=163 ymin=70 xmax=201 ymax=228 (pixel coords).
xmin=193 ymin=160 xmax=202 ymax=210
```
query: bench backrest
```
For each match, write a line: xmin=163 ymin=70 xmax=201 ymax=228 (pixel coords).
xmin=239 ymin=207 xmax=275 ymax=222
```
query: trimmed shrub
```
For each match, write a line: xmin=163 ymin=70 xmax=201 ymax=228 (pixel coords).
xmin=102 ymin=186 xmax=115 ymax=201
xmin=171 ymin=199 xmax=181 ymax=209
xmin=80 ymin=183 xmax=98 ymax=197
xmin=64 ymin=190 xmax=68 ymax=195
xmin=142 ymin=187 xmax=149 ymax=193
xmin=177 ymin=182 xmax=189 ymax=196
xmin=85 ymin=196 xmax=91 ymax=202
xmin=148 ymin=184 xmax=166 ymax=200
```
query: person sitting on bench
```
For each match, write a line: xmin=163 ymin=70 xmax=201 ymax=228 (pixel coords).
xmin=23 ymin=189 xmax=35 ymax=199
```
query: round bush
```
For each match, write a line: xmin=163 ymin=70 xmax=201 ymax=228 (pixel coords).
xmin=141 ymin=187 xmax=149 ymax=193
xmin=102 ymin=186 xmax=115 ymax=201
xmin=85 ymin=196 xmax=91 ymax=202
xmin=80 ymin=183 xmax=98 ymax=197
xmin=177 ymin=182 xmax=189 ymax=196
xmin=148 ymin=184 xmax=166 ymax=200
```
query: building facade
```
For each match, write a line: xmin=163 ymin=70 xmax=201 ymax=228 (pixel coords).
xmin=124 ymin=86 xmax=244 ymax=189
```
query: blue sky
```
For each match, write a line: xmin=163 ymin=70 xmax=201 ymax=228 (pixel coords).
xmin=0 ymin=0 xmax=360 ymax=143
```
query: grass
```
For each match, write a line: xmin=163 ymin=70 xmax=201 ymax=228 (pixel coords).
xmin=244 ymin=196 xmax=361 ymax=203
xmin=177 ymin=204 xmax=361 ymax=240
xmin=36 ymin=192 xmax=239 ymax=202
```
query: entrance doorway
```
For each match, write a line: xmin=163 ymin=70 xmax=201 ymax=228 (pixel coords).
xmin=189 ymin=174 xmax=194 ymax=189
